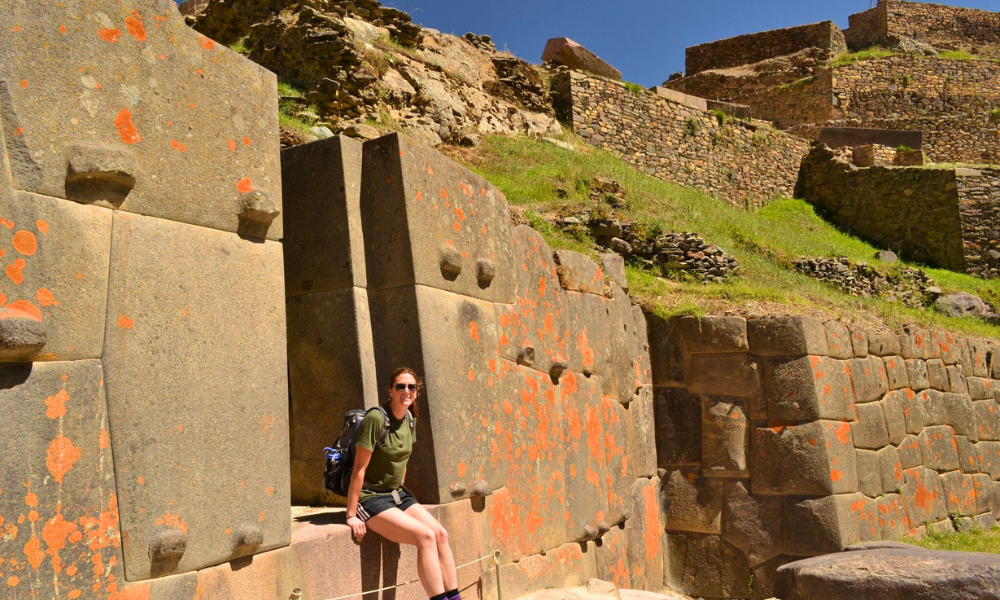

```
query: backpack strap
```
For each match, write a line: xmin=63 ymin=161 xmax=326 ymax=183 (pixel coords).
xmin=372 ymin=406 xmax=392 ymax=447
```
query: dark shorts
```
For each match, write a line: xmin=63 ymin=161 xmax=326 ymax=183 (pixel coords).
xmin=357 ymin=488 xmax=418 ymax=522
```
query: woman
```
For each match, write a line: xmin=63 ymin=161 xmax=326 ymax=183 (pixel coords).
xmin=345 ymin=367 xmax=462 ymax=600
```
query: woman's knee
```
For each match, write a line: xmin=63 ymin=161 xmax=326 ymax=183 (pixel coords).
xmin=415 ymin=526 xmax=436 ymax=548
xmin=434 ymin=525 xmax=449 ymax=546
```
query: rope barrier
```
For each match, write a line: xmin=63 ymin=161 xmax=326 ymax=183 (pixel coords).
xmin=318 ymin=550 xmax=502 ymax=600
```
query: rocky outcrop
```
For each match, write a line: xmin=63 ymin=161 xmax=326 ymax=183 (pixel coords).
xmin=184 ymin=0 xmax=560 ymax=145
xmin=542 ymin=37 xmax=622 ymax=80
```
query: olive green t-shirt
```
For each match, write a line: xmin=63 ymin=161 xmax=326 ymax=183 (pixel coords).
xmin=356 ymin=408 xmax=415 ymax=501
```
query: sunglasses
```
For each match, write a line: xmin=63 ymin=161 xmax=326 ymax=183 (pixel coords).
xmin=394 ymin=383 xmax=418 ymax=392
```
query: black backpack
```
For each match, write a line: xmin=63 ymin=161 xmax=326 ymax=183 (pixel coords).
xmin=323 ymin=406 xmax=413 ymax=496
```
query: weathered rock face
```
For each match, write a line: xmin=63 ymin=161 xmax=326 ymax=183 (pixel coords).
xmin=774 ymin=545 xmax=1000 ymax=600
xmin=185 ymin=0 xmax=559 ymax=145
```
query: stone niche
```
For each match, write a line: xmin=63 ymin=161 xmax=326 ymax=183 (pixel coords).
xmin=650 ymin=313 xmax=1000 ymax=600
xmin=0 ymin=0 xmax=289 ymax=594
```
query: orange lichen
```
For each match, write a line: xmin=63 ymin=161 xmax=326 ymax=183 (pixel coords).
xmin=98 ymin=27 xmax=121 ymax=42
xmin=200 ymin=36 xmax=215 ymax=50
xmin=114 ymin=109 xmax=140 ymax=144
xmin=36 ymin=288 xmax=57 ymax=307
xmin=46 ymin=435 xmax=81 ymax=483
xmin=237 ymin=178 xmax=254 ymax=193
xmin=6 ymin=258 xmax=26 ymax=285
xmin=117 ymin=315 xmax=134 ymax=330
xmin=44 ymin=389 xmax=70 ymax=419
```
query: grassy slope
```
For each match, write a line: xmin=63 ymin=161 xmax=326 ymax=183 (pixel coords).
xmin=448 ymin=132 xmax=1000 ymax=338
xmin=908 ymin=526 xmax=1000 ymax=554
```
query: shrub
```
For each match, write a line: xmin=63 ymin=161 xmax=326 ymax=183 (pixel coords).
xmin=623 ymin=81 xmax=646 ymax=95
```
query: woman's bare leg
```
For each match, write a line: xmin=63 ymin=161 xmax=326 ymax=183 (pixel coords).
xmin=366 ymin=508 xmax=446 ymax=597
xmin=405 ymin=504 xmax=458 ymax=592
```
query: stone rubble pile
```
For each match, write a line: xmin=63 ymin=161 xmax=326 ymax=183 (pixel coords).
xmin=557 ymin=179 xmax=739 ymax=283
xmin=792 ymin=256 xmax=939 ymax=307
xmin=183 ymin=0 xmax=560 ymax=146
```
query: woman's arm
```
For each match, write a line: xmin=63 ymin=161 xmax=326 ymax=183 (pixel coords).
xmin=346 ymin=446 xmax=373 ymax=542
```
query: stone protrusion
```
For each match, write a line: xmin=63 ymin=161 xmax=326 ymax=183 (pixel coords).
xmin=747 ymin=316 xmax=829 ymax=357
xmin=237 ymin=189 xmax=280 ymax=239
xmin=440 ymin=245 xmax=463 ymax=279
xmin=476 ymin=258 xmax=496 ymax=287
xmin=233 ymin=524 xmax=264 ymax=555
xmin=0 ymin=310 xmax=47 ymax=362
xmin=473 ymin=481 xmax=493 ymax=497
xmin=64 ymin=142 xmax=137 ymax=208
xmin=149 ymin=527 xmax=187 ymax=576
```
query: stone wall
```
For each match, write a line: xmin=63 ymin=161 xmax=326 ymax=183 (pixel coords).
xmin=668 ymin=53 xmax=1000 ymax=163
xmin=847 ymin=0 xmax=1000 ymax=57
xmin=649 ymin=313 xmax=1000 ymax=600
xmin=0 ymin=0 xmax=289 ymax=594
xmin=797 ymin=145 xmax=1000 ymax=279
xmin=282 ymin=132 xmax=664 ymax=598
xmin=555 ymin=69 xmax=810 ymax=209
xmin=685 ymin=21 xmax=846 ymax=76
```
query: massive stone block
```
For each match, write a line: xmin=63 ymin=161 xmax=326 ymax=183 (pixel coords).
xmin=541 ymin=38 xmax=622 ymax=80
xmin=360 ymin=133 xmax=514 ymax=303
xmin=595 ymin=525 xmax=630 ymax=590
xmin=563 ymin=289 xmax=613 ymax=379
xmin=677 ymin=316 xmax=748 ymax=354
xmin=747 ymin=316 xmax=829 ymax=357
xmin=287 ymin=286 xmax=379 ymax=505
xmin=483 ymin=364 xmax=567 ymax=560
xmin=764 ymin=355 xmax=854 ymax=421
xmin=497 ymin=226 xmax=569 ymax=377
xmin=851 ymin=402 xmax=890 ymax=449
xmin=646 ymin=314 xmax=686 ymax=387
xmin=654 ymin=387 xmax=701 ymax=467
xmin=856 ymin=450 xmax=882 ymax=497
xmin=917 ymin=425 xmax=960 ymax=472
xmin=877 ymin=445 xmax=905 ymax=494
xmin=103 ymin=212 xmax=289 ymax=579
xmin=487 ymin=540 xmax=598 ymax=600
xmin=975 ymin=399 xmax=1000 ymax=440
xmin=701 ymin=395 xmax=748 ymax=476
xmin=905 ymin=359 xmax=930 ymax=391
xmin=281 ymin=135 xmax=366 ymax=296
xmin=824 ymin=320 xmax=853 ymax=360
xmin=626 ymin=385 xmax=658 ymax=479
xmin=978 ymin=441 xmax=1000 ymax=479
xmin=785 ymin=494 xmax=881 ymax=556
xmin=0 ymin=191 xmax=112 ymax=361
xmin=880 ymin=390 xmax=907 ymax=445
xmin=940 ymin=471 xmax=978 ymax=516
xmin=553 ymin=250 xmax=606 ymax=295
xmin=560 ymin=371 xmax=611 ymax=542
xmin=661 ymin=469 xmax=723 ymax=534
xmin=0 ymin=0 xmax=282 ymax=239
xmin=848 ymin=355 xmax=889 ymax=403
xmin=666 ymin=534 xmax=751 ymax=599
xmin=875 ymin=494 xmax=910 ymax=540
xmin=721 ymin=481 xmax=783 ymax=566
xmin=601 ymin=395 xmax=632 ymax=525
xmin=752 ymin=421 xmax=859 ymax=495
xmin=687 ymin=353 xmax=764 ymax=415
xmin=882 ymin=356 xmax=909 ymax=390
xmin=369 ymin=284 xmax=504 ymax=504
xmin=900 ymin=467 xmax=948 ymax=527
xmin=0 ymin=360 xmax=124 ymax=598
xmin=606 ymin=284 xmax=648 ymax=405
xmin=625 ymin=477 xmax=664 ymax=591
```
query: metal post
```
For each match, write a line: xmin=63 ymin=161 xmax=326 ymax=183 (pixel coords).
xmin=493 ymin=550 xmax=503 ymax=600
xmin=290 ymin=588 xmax=302 ymax=600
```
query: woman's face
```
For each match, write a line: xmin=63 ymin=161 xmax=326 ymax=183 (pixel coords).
xmin=389 ymin=372 xmax=418 ymax=410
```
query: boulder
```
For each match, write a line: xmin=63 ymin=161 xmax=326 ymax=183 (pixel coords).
xmin=541 ymin=37 xmax=622 ymax=80
xmin=775 ymin=546 xmax=1000 ymax=600
xmin=935 ymin=292 xmax=992 ymax=318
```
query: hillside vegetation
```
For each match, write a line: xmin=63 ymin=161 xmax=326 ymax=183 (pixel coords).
xmin=446 ymin=131 xmax=1000 ymax=338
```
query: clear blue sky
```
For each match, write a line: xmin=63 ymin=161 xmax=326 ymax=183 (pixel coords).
xmin=176 ymin=1 xmax=1000 ymax=87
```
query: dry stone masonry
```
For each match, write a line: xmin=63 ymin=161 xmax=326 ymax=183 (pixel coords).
xmin=664 ymin=0 xmax=1000 ymax=164
xmin=553 ymin=69 xmax=809 ymax=209
xmin=648 ymin=314 xmax=1000 ymax=600
xmin=798 ymin=145 xmax=1000 ymax=279
xmin=792 ymin=257 xmax=938 ymax=308
xmin=684 ymin=22 xmax=847 ymax=77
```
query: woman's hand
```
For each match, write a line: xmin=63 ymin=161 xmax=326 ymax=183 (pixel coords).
xmin=347 ymin=515 xmax=366 ymax=541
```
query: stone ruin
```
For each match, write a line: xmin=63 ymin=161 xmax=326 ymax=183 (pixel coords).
xmin=5 ymin=2 xmax=1000 ymax=600
xmin=650 ymin=315 xmax=1000 ymax=599
xmin=662 ymin=0 xmax=1000 ymax=164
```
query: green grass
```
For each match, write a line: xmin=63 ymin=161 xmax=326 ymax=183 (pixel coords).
xmin=277 ymin=81 xmax=306 ymax=98
xmin=831 ymin=46 xmax=899 ymax=66
xmin=908 ymin=526 xmax=1000 ymax=553
xmin=227 ymin=36 xmax=250 ymax=56
xmin=939 ymin=50 xmax=976 ymax=61
xmin=778 ymin=76 xmax=817 ymax=91
xmin=454 ymin=132 xmax=1000 ymax=335
xmin=623 ymin=81 xmax=646 ymax=95
xmin=990 ymin=107 xmax=1000 ymax=122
